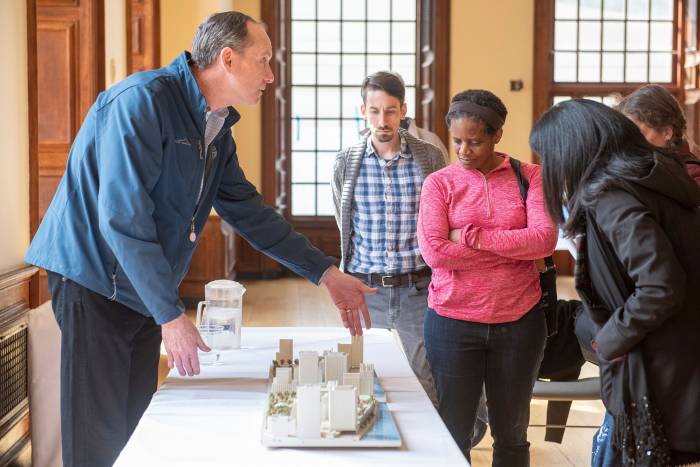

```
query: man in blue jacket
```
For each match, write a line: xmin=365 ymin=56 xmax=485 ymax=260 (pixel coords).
xmin=25 ymin=11 xmax=375 ymax=467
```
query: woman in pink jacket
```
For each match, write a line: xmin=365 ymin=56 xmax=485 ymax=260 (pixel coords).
xmin=417 ymin=90 xmax=557 ymax=465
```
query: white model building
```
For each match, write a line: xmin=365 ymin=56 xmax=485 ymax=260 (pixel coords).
xmin=296 ymin=385 xmax=321 ymax=438
xmin=264 ymin=336 xmax=381 ymax=444
xmin=343 ymin=372 xmax=360 ymax=391
xmin=268 ymin=415 xmax=295 ymax=437
xmin=298 ymin=351 xmax=320 ymax=385
xmin=324 ymin=351 xmax=348 ymax=384
xmin=341 ymin=364 xmax=373 ymax=396
xmin=270 ymin=366 xmax=295 ymax=394
xmin=328 ymin=385 xmax=358 ymax=431
xmin=351 ymin=336 xmax=363 ymax=368
xmin=275 ymin=366 xmax=292 ymax=384
xmin=359 ymin=363 xmax=374 ymax=397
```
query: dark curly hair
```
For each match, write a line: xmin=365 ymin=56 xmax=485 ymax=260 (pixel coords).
xmin=445 ymin=89 xmax=508 ymax=134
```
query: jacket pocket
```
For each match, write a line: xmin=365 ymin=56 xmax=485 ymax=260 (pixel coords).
xmin=170 ymin=135 xmax=202 ymax=198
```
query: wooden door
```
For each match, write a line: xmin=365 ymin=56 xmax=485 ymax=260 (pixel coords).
xmin=126 ymin=0 xmax=160 ymax=74
xmin=34 ymin=0 xmax=105 ymax=303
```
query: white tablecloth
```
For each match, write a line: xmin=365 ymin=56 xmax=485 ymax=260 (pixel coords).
xmin=115 ymin=327 xmax=467 ymax=467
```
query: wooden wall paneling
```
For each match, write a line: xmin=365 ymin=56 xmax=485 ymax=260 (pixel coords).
xmin=179 ymin=216 xmax=237 ymax=305
xmin=0 ymin=266 xmax=38 ymax=466
xmin=28 ymin=0 xmax=40 ymax=309
xmin=34 ymin=0 xmax=105 ymax=304
xmin=221 ymin=220 xmax=236 ymax=279
xmin=532 ymin=0 xmax=555 ymax=135
xmin=416 ymin=0 xmax=450 ymax=146
xmin=36 ymin=19 xmax=76 ymax=220
xmin=233 ymin=236 xmax=265 ymax=276
xmin=0 ymin=268 xmax=37 ymax=313
xmin=126 ymin=0 xmax=160 ymax=73
xmin=240 ymin=0 xmax=289 ymax=277
xmin=261 ymin=0 xmax=289 ymax=216
xmin=27 ymin=0 xmax=38 ymax=240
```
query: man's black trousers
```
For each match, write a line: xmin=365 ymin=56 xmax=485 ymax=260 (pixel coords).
xmin=48 ymin=272 xmax=162 ymax=467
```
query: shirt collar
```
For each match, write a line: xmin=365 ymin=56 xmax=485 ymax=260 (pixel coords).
xmin=206 ymin=107 xmax=230 ymax=122
xmin=171 ymin=51 xmax=241 ymax=134
xmin=364 ymin=132 xmax=412 ymax=159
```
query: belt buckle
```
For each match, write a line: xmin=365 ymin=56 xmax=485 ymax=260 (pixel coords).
xmin=380 ymin=275 xmax=394 ymax=287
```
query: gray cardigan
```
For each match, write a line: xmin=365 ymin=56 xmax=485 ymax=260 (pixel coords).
xmin=331 ymin=128 xmax=447 ymax=271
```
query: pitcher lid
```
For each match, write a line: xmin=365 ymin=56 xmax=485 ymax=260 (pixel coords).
xmin=205 ymin=279 xmax=246 ymax=301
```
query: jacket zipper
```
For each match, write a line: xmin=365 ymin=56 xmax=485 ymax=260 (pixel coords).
xmin=481 ymin=173 xmax=493 ymax=218
xmin=189 ymin=140 xmax=207 ymax=242
xmin=188 ymin=131 xmax=223 ymax=243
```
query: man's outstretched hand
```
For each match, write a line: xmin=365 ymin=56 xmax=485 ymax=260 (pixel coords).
xmin=161 ymin=313 xmax=210 ymax=376
xmin=321 ymin=265 xmax=377 ymax=336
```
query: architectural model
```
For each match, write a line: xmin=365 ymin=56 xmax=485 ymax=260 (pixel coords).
xmin=261 ymin=336 xmax=401 ymax=447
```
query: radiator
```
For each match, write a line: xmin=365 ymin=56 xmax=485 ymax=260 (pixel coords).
xmin=0 ymin=323 xmax=29 ymax=428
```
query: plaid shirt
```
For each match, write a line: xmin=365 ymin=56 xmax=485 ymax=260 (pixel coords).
xmin=347 ymin=135 xmax=426 ymax=274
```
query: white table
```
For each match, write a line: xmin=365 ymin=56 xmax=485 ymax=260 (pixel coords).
xmin=115 ymin=327 xmax=467 ymax=467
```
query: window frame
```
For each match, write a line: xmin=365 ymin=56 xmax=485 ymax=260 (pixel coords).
xmin=261 ymin=0 xmax=450 ymax=231
xmin=533 ymin=0 xmax=686 ymax=128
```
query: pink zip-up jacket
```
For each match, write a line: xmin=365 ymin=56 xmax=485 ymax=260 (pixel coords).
xmin=417 ymin=154 xmax=558 ymax=323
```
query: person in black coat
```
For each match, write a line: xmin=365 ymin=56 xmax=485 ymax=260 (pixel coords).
xmin=529 ymin=99 xmax=700 ymax=466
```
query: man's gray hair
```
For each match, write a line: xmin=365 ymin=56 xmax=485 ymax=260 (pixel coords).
xmin=191 ymin=11 xmax=256 ymax=69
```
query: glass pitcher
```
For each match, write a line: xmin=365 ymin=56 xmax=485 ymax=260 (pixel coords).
xmin=196 ymin=280 xmax=246 ymax=350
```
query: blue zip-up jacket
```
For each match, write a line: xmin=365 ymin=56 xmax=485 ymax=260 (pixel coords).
xmin=25 ymin=52 xmax=335 ymax=324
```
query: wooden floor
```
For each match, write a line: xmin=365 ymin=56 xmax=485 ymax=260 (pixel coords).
xmin=159 ymin=275 xmax=604 ymax=467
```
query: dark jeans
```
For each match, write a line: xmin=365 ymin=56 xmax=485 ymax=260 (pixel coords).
xmin=425 ymin=305 xmax=546 ymax=466
xmin=361 ymin=275 xmax=489 ymax=445
xmin=48 ymin=272 xmax=162 ymax=467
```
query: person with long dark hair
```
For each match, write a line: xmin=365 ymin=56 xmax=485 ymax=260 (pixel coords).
xmin=530 ymin=99 xmax=700 ymax=466
xmin=616 ymin=84 xmax=700 ymax=186
xmin=418 ymin=89 xmax=557 ymax=465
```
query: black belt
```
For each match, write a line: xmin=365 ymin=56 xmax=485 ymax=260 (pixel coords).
xmin=350 ymin=269 xmax=431 ymax=288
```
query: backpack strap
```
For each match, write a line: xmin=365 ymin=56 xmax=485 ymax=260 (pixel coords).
xmin=510 ymin=158 xmax=555 ymax=270
xmin=509 ymin=158 xmax=529 ymax=202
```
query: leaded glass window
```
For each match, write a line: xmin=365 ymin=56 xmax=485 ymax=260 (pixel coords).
xmin=553 ymin=0 xmax=675 ymax=83
xmin=289 ymin=0 xmax=417 ymax=216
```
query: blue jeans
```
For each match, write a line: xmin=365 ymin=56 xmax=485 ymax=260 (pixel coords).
xmin=363 ymin=275 xmax=438 ymax=404
xmin=425 ymin=306 xmax=546 ymax=466
xmin=591 ymin=412 xmax=619 ymax=467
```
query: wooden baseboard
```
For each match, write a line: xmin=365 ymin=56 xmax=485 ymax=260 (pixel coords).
xmin=0 ymin=266 xmax=39 ymax=318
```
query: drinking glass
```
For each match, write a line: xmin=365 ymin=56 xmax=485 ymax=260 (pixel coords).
xmin=197 ymin=324 xmax=225 ymax=365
